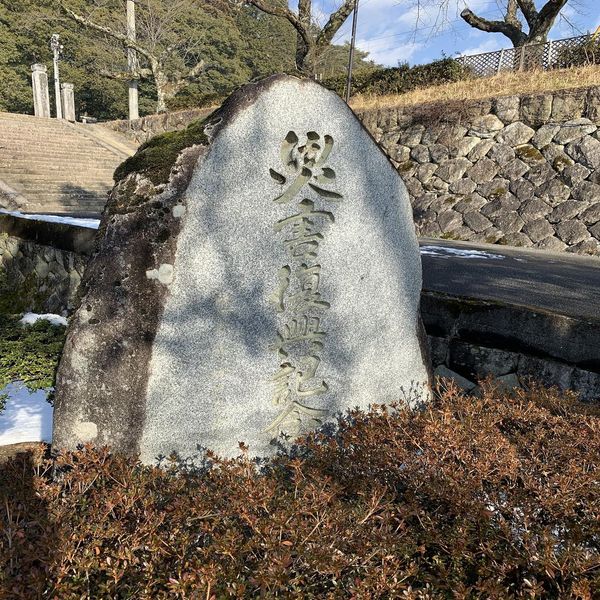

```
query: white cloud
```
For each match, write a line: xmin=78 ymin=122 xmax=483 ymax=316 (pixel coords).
xmin=458 ymin=37 xmax=504 ymax=57
xmin=357 ymin=36 xmax=423 ymax=66
xmin=314 ymin=0 xmax=598 ymax=67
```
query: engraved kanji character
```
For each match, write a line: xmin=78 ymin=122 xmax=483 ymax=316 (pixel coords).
xmin=264 ymin=401 xmax=329 ymax=435
xmin=271 ymin=315 xmax=326 ymax=358
xmin=274 ymin=199 xmax=333 ymax=260
xmin=271 ymin=362 xmax=295 ymax=406
xmin=269 ymin=131 xmax=343 ymax=203
xmin=285 ymin=264 xmax=330 ymax=313
xmin=269 ymin=265 xmax=291 ymax=313
xmin=296 ymin=355 xmax=328 ymax=397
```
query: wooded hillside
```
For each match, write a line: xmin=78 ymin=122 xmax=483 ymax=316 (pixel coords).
xmin=0 ymin=0 xmax=376 ymax=120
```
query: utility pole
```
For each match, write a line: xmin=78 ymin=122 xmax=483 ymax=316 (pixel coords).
xmin=127 ymin=0 xmax=139 ymax=121
xmin=344 ymin=0 xmax=360 ymax=104
xmin=50 ymin=33 xmax=63 ymax=119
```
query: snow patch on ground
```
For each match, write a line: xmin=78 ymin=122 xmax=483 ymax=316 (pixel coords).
xmin=420 ymin=246 xmax=505 ymax=260
xmin=0 ymin=209 xmax=100 ymax=229
xmin=19 ymin=312 xmax=68 ymax=327
xmin=0 ymin=383 xmax=52 ymax=445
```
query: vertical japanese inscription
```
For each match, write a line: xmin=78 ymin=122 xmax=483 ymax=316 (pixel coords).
xmin=266 ymin=131 xmax=343 ymax=435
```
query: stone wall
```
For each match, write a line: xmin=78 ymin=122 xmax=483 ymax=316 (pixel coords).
xmin=423 ymin=292 xmax=600 ymax=403
xmin=101 ymin=86 xmax=600 ymax=256
xmin=0 ymin=215 xmax=95 ymax=313
xmin=357 ymin=86 xmax=600 ymax=256
xmin=99 ymin=107 xmax=215 ymax=146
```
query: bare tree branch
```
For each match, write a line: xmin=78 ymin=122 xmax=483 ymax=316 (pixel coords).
xmin=100 ymin=68 xmax=153 ymax=81
xmin=461 ymin=0 xmax=570 ymax=47
xmin=537 ymin=0 xmax=569 ymax=29
xmin=182 ymin=60 xmax=206 ymax=81
xmin=317 ymin=0 xmax=357 ymax=48
xmin=60 ymin=5 xmax=155 ymax=63
xmin=242 ymin=0 xmax=310 ymax=43
xmin=515 ymin=0 xmax=538 ymax=27
xmin=460 ymin=8 xmax=527 ymax=46
xmin=505 ymin=0 xmax=522 ymax=29
xmin=242 ymin=0 xmax=356 ymax=73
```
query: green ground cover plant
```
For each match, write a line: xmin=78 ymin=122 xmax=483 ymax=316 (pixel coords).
xmin=0 ymin=314 xmax=65 ymax=394
xmin=1 ymin=382 xmax=598 ymax=598
xmin=324 ymin=58 xmax=472 ymax=99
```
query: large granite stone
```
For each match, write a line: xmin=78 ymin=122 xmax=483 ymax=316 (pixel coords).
xmin=520 ymin=94 xmax=553 ymax=127
xmin=553 ymin=118 xmax=597 ymax=145
xmin=531 ymin=124 xmax=560 ymax=149
xmin=495 ymin=122 xmax=535 ymax=147
xmin=52 ymin=75 xmax=431 ymax=463
xmin=566 ymin=136 xmax=600 ymax=170
xmin=493 ymin=95 xmax=520 ymax=124
xmin=435 ymin=157 xmax=472 ymax=183
xmin=468 ymin=115 xmax=504 ymax=139
xmin=523 ymin=218 xmax=554 ymax=242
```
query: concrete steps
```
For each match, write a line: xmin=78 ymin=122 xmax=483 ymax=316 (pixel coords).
xmin=0 ymin=112 xmax=136 ymax=215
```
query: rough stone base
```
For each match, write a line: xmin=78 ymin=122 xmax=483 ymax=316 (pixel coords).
xmin=423 ymin=292 xmax=600 ymax=403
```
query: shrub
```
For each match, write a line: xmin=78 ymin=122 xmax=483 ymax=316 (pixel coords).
xmin=323 ymin=58 xmax=473 ymax=98
xmin=0 ymin=315 xmax=65 ymax=393
xmin=554 ymin=37 xmax=600 ymax=69
xmin=1 ymin=382 xmax=599 ymax=598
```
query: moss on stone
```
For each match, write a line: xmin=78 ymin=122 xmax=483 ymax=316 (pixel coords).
xmin=0 ymin=271 xmax=44 ymax=314
xmin=553 ymin=155 xmax=574 ymax=170
xmin=397 ymin=160 xmax=416 ymax=174
xmin=0 ymin=314 xmax=65 ymax=393
xmin=490 ymin=188 xmax=507 ymax=199
xmin=440 ymin=231 xmax=462 ymax=240
xmin=109 ymin=177 xmax=158 ymax=216
xmin=114 ymin=114 xmax=213 ymax=186
xmin=515 ymin=144 xmax=544 ymax=163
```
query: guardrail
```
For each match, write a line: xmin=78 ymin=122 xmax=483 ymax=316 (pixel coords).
xmin=456 ymin=34 xmax=598 ymax=77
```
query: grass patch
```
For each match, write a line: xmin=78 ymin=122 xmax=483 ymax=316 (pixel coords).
xmin=350 ymin=64 xmax=600 ymax=112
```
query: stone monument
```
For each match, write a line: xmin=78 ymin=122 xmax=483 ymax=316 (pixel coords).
xmin=31 ymin=64 xmax=51 ymax=118
xmin=52 ymin=75 xmax=431 ymax=463
xmin=61 ymin=83 xmax=76 ymax=122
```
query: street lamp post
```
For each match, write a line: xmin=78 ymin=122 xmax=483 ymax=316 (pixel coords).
xmin=50 ymin=33 xmax=63 ymax=119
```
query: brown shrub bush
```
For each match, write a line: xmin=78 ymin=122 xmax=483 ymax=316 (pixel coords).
xmin=1 ymin=382 xmax=599 ymax=599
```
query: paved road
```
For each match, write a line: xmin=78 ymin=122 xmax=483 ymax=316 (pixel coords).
xmin=419 ymin=238 xmax=600 ymax=321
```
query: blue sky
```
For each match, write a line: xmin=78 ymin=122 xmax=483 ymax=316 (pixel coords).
xmin=313 ymin=0 xmax=600 ymax=66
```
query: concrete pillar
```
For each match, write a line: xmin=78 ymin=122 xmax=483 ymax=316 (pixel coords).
xmin=127 ymin=0 xmax=140 ymax=120
xmin=61 ymin=83 xmax=76 ymax=122
xmin=31 ymin=64 xmax=51 ymax=118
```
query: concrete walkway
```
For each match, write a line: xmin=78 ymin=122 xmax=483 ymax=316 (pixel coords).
xmin=420 ymin=238 xmax=600 ymax=322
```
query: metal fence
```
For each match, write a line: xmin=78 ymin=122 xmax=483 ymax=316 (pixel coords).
xmin=456 ymin=34 xmax=598 ymax=77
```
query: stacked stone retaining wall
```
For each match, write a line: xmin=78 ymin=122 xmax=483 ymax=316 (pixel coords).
xmin=423 ymin=292 xmax=600 ymax=403
xmin=357 ymin=86 xmax=600 ymax=256
xmin=101 ymin=86 xmax=600 ymax=256
xmin=0 ymin=215 xmax=94 ymax=313
xmin=100 ymin=107 xmax=215 ymax=146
